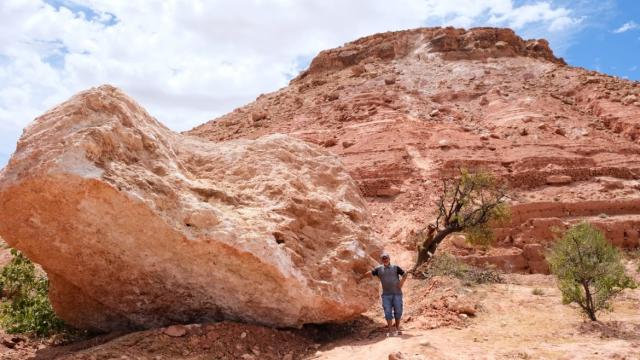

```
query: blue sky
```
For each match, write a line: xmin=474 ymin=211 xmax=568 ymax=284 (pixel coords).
xmin=562 ymin=0 xmax=640 ymax=80
xmin=0 ymin=0 xmax=638 ymax=169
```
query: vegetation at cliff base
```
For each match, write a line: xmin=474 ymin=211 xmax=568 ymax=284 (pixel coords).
xmin=0 ymin=249 xmax=66 ymax=336
xmin=548 ymin=222 xmax=636 ymax=321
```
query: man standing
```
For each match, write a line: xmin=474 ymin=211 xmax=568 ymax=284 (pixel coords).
xmin=360 ymin=252 xmax=408 ymax=336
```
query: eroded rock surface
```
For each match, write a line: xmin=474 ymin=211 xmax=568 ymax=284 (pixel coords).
xmin=189 ymin=27 xmax=640 ymax=273
xmin=0 ymin=86 xmax=381 ymax=331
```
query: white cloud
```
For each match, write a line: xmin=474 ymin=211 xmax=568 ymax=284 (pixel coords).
xmin=0 ymin=0 xmax=585 ymax=167
xmin=613 ymin=21 xmax=639 ymax=33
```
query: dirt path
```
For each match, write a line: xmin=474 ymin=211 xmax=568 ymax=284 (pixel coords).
xmin=312 ymin=275 xmax=640 ymax=360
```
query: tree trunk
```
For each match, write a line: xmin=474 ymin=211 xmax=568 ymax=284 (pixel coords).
xmin=415 ymin=227 xmax=456 ymax=269
xmin=583 ymin=281 xmax=597 ymax=321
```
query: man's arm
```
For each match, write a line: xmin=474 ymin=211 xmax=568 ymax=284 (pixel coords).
xmin=397 ymin=266 xmax=408 ymax=289
xmin=358 ymin=268 xmax=377 ymax=282
xmin=398 ymin=272 xmax=408 ymax=289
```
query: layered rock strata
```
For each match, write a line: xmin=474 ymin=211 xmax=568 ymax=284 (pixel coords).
xmin=188 ymin=27 xmax=640 ymax=273
xmin=0 ymin=86 xmax=381 ymax=331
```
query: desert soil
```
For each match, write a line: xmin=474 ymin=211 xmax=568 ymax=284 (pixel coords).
xmin=315 ymin=273 xmax=640 ymax=360
xmin=2 ymin=249 xmax=639 ymax=359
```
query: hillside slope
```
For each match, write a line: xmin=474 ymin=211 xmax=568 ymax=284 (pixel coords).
xmin=188 ymin=27 xmax=640 ymax=272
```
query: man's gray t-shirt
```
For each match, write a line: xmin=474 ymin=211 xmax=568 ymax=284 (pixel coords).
xmin=372 ymin=265 xmax=405 ymax=295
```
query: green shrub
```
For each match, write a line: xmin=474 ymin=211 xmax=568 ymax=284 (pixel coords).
xmin=0 ymin=249 xmax=66 ymax=336
xmin=548 ymin=222 xmax=636 ymax=321
xmin=423 ymin=253 xmax=502 ymax=285
xmin=532 ymin=288 xmax=544 ymax=296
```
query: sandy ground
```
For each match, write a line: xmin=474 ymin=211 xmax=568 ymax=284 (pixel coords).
xmin=1 ymin=246 xmax=639 ymax=359
xmin=313 ymin=271 xmax=640 ymax=360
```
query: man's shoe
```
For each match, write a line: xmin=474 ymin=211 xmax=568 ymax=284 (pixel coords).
xmin=396 ymin=330 xmax=402 ymax=335
xmin=386 ymin=332 xmax=392 ymax=337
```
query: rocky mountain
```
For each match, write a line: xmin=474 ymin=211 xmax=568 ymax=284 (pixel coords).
xmin=189 ymin=27 xmax=640 ymax=274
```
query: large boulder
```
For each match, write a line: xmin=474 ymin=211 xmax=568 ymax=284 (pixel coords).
xmin=0 ymin=85 xmax=381 ymax=331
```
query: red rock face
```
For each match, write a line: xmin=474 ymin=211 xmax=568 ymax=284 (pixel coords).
xmin=188 ymin=27 xmax=640 ymax=274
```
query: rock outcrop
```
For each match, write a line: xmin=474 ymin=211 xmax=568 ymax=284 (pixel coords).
xmin=301 ymin=27 xmax=564 ymax=78
xmin=189 ymin=27 xmax=640 ymax=274
xmin=0 ymin=86 xmax=381 ymax=331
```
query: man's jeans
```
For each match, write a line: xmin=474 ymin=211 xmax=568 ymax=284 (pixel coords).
xmin=381 ymin=294 xmax=403 ymax=321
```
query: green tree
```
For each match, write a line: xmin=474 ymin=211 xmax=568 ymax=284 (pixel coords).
xmin=414 ymin=169 xmax=509 ymax=269
xmin=0 ymin=249 xmax=67 ymax=336
xmin=548 ymin=222 xmax=636 ymax=321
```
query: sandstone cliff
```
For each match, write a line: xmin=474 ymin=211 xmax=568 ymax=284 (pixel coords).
xmin=188 ymin=27 xmax=640 ymax=274
xmin=0 ymin=86 xmax=381 ymax=331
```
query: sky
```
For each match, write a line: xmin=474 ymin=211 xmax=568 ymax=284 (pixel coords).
xmin=0 ymin=0 xmax=638 ymax=168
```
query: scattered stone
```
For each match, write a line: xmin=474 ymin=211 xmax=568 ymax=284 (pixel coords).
xmin=602 ymin=180 xmax=625 ymax=190
xmin=323 ymin=138 xmax=338 ymax=147
xmin=351 ymin=64 xmax=366 ymax=77
xmin=1 ymin=337 xmax=16 ymax=349
xmin=495 ymin=40 xmax=508 ymax=49
xmin=389 ymin=352 xmax=406 ymax=360
xmin=384 ymin=77 xmax=396 ymax=85
xmin=311 ymin=78 xmax=327 ymax=87
xmin=452 ymin=302 xmax=476 ymax=316
xmin=546 ymin=175 xmax=572 ymax=185
xmin=622 ymin=94 xmax=637 ymax=105
xmin=376 ymin=186 xmax=403 ymax=197
xmin=325 ymin=92 xmax=340 ymax=101
xmin=250 ymin=111 xmax=267 ymax=122
xmin=342 ymin=140 xmax=355 ymax=148
xmin=163 ymin=325 xmax=187 ymax=337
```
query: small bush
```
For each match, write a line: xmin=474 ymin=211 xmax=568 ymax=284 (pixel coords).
xmin=532 ymin=288 xmax=544 ymax=296
xmin=422 ymin=253 xmax=502 ymax=285
xmin=548 ymin=222 xmax=636 ymax=321
xmin=0 ymin=249 xmax=67 ymax=336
